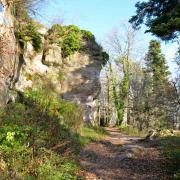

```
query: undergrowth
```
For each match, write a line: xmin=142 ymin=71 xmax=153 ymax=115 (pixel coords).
xmin=0 ymin=89 xmax=82 ymax=179
xmin=80 ymin=126 xmax=108 ymax=146
xmin=156 ymin=135 xmax=180 ymax=180
xmin=0 ymin=88 xmax=107 ymax=179
xmin=119 ymin=125 xmax=146 ymax=137
xmin=15 ymin=20 xmax=43 ymax=52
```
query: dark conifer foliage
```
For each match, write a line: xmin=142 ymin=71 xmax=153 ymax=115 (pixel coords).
xmin=129 ymin=0 xmax=180 ymax=41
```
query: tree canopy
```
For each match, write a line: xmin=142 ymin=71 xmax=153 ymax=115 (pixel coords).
xmin=129 ymin=0 xmax=180 ymax=41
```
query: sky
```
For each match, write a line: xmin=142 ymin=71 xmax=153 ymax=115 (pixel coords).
xmin=36 ymin=0 xmax=178 ymax=75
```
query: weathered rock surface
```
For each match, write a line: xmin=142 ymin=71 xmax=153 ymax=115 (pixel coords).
xmin=15 ymin=34 xmax=103 ymax=123
xmin=0 ymin=1 xmax=17 ymax=107
xmin=0 ymin=1 xmax=104 ymax=122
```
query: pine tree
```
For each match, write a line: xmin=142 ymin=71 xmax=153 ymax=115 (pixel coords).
xmin=129 ymin=0 xmax=180 ymax=41
xmin=146 ymin=40 xmax=169 ymax=90
xmin=145 ymin=40 xmax=170 ymax=128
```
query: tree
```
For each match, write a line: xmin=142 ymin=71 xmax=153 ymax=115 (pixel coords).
xmin=104 ymin=23 xmax=136 ymax=126
xmin=146 ymin=40 xmax=170 ymax=89
xmin=129 ymin=0 xmax=180 ymax=41
xmin=145 ymin=40 xmax=170 ymax=128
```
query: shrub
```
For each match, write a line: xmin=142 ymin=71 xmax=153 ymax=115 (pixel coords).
xmin=0 ymin=89 xmax=83 ymax=179
xmin=62 ymin=32 xmax=82 ymax=58
xmin=47 ymin=24 xmax=109 ymax=65
xmin=47 ymin=24 xmax=82 ymax=58
xmin=65 ymin=25 xmax=81 ymax=34
xmin=26 ymin=23 xmax=42 ymax=52
xmin=0 ymin=89 xmax=110 ymax=178
xmin=15 ymin=21 xmax=43 ymax=52
xmin=81 ymin=30 xmax=95 ymax=41
xmin=101 ymin=51 xmax=109 ymax=65
xmin=24 ymin=88 xmax=83 ymax=132
xmin=47 ymin=24 xmax=64 ymax=45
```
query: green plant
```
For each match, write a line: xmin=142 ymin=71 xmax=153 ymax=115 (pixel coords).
xmin=156 ymin=136 xmax=180 ymax=179
xmin=81 ymin=30 xmax=95 ymax=41
xmin=62 ymin=31 xmax=82 ymax=58
xmin=26 ymin=23 xmax=43 ymax=52
xmin=47 ymin=24 xmax=109 ymax=63
xmin=47 ymin=24 xmax=64 ymax=45
xmin=101 ymin=51 xmax=109 ymax=65
xmin=119 ymin=125 xmax=146 ymax=137
xmin=24 ymin=88 xmax=83 ymax=132
xmin=15 ymin=21 xmax=43 ymax=52
xmin=65 ymin=25 xmax=81 ymax=33
xmin=0 ymin=91 xmax=110 ymax=179
xmin=0 ymin=88 xmax=84 ymax=179
xmin=80 ymin=126 xmax=108 ymax=145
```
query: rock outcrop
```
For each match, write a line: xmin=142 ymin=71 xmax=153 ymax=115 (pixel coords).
xmin=0 ymin=1 xmax=106 ymax=123
xmin=26 ymin=45 xmax=101 ymax=123
xmin=0 ymin=1 xmax=17 ymax=107
xmin=9 ymin=28 xmax=104 ymax=124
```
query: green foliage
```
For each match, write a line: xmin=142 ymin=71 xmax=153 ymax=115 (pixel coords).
xmin=101 ymin=51 xmax=110 ymax=66
xmin=119 ymin=125 xmax=146 ymax=137
xmin=62 ymin=31 xmax=82 ymax=58
xmin=129 ymin=40 xmax=178 ymax=131
xmin=48 ymin=24 xmax=82 ymax=58
xmin=129 ymin=0 xmax=180 ymax=41
xmin=24 ymin=88 xmax=83 ymax=132
xmin=109 ymin=57 xmax=130 ymax=126
xmin=146 ymin=40 xmax=170 ymax=85
xmin=47 ymin=24 xmax=108 ymax=62
xmin=0 ymin=89 xmax=109 ymax=179
xmin=145 ymin=40 xmax=170 ymax=128
xmin=15 ymin=21 xmax=43 ymax=52
xmin=156 ymin=135 xmax=180 ymax=179
xmin=80 ymin=126 xmax=108 ymax=145
xmin=65 ymin=25 xmax=81 ymax=33
xmin=81 ymin=30 xmax=95 ymax=41
xmin=0 ymin=89 xmax=83 ymax=179
xmin=47 ymin=24 xmax=65 ymax=45
xmin=27 ymin=23 xmax=43 ymax=52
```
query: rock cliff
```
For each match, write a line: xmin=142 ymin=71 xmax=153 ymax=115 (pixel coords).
xmin=17 ymin=37 xmax=103 ymax=123
xmin=0 ymin=7 xmax=107 ymax=123
xmin=0 ymin=1 xmax=17 ymax=107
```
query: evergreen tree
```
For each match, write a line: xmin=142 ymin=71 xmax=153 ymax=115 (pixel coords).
xmin=146 ymin=40 xmax=170 ymax=91
xmin=129 ymin=0 xmax=180 ymax=41
xmin=145 ymin=40 xmax=170 ymax=128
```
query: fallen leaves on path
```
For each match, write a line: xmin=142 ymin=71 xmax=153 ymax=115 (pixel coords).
xmin=80 ymin=128 xmax=170 ymax=180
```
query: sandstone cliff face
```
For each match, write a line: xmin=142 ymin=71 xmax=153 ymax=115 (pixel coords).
xmin=14 ymin=32 xmax=103 ymax=123
xmin=0 ymin=1 xmax=104 ymax=123
xmin=0 ymin=1 xmax=17 ymax=107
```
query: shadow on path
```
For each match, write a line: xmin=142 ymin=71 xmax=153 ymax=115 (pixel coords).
xmin=80 ymin=128 xmax=170 ymax=180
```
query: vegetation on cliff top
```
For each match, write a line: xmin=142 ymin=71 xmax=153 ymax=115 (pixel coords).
xmin=15 ymin=20 xmax=43 ymax=52
xmin=47 ymin=24 xmax=109 ymax=64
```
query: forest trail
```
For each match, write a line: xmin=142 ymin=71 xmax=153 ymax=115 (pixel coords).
xmin=80 ymin=127 xmax=170 ymax=180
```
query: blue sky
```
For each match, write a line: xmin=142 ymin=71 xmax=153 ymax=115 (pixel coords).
xmin=37 ymin=0 xmax=178 ymax=75
xmin=38 ymin=0 xmax=144 ymax=39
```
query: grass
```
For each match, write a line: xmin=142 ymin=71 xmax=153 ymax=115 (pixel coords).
xmin=119 ymin=125 xmax=146 ymax=137
xmin=80 ymin=126 xmax=108 ymax=146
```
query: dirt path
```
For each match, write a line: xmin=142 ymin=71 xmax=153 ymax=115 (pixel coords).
xmin=80 ymin=128 xmax=170 ymax=180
